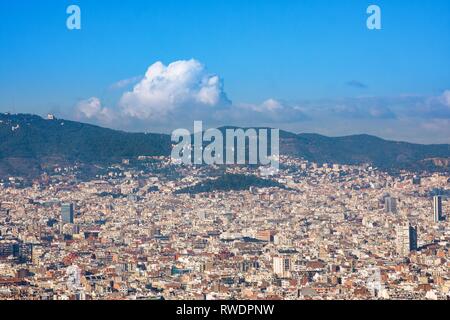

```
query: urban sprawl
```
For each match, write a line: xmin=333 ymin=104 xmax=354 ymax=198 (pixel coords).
xmin=0 ymin=156 xmax=449 ymax=300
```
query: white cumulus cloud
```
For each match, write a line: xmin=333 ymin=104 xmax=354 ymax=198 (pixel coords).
xmin=119 ymin=59 xmax=230 ymax=121
xmin=75 ymin=97 xmax=115 ymax=123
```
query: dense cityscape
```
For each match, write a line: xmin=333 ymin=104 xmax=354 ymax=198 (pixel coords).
xmin=0 ymin=155 xmax=448 ymax=300
xmin=1 ymin=0 xmax=449 ymax=311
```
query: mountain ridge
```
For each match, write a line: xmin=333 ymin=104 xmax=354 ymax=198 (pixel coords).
xmin=0 ymin=113 xmax=449 ymax=179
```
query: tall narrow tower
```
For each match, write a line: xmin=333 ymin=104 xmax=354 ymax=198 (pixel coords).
xmin=396 ymin=222 xmax=417 ymax=256
xmin=433 ymin=196 xmax=443 ymax=223
xmin=385 ymin=196 xmax=397 ymax=214
xmin=61 ymin=203 xmax=74 ymax=224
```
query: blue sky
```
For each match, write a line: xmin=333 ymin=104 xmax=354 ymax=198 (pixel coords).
xmin=0 ymin=1 xmax=449 ymax=142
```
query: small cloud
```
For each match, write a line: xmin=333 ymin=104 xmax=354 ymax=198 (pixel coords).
xmin=218 ymin=99 xmax=308 ymax=124
xmin=346 ymin=80 xmax=368 ymax=89
xmin=239 ymin=99 xmax=284 ymax=113
xmin=109 ymin=76 xmax=143 ymax=90
xmin=440 ymin=90 xmax=450 ymax=107
xmin=421 ymin=119 xmax=450 ymax=132
xmin=410 ymin=90 xmax=450 ymax=119
xmin=75 ymin=97 xmax=116 ymax=123
xmin=367 ymin=106 xmax=396 ymax=119
xmin=329 ymin=98 xmax=396 ymax=119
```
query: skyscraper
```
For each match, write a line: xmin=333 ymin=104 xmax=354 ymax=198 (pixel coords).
xmin=385 ymin=196 xmax=397 ymax=214
xmin=61 ymin=203 xmax=74 ymax=224
xmin=273 ymin=256 xmax=291 ymax=278
xmin=433 ymin=196 xmax=443 ymax=223
xmin=396 ymin=222 xmax=417 ymax=256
